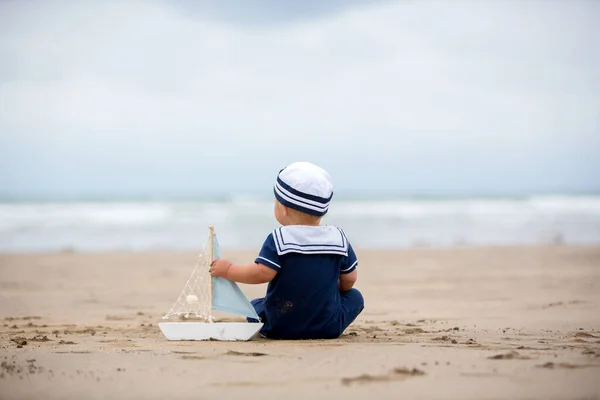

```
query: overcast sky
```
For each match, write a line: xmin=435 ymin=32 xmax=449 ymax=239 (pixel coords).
xmin=1 ymin=0 xmax=598 ymax=199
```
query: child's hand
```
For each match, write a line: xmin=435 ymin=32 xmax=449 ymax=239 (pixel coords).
xmin=209 ymin=258 xmax=232 ymax=278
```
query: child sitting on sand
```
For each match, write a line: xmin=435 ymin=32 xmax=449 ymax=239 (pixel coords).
xmin=209 ymin=161 xmax=364 ymax=339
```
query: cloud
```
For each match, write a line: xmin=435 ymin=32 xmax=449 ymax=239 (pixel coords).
xmin=0 ymin=0 xmax=599 ymax=197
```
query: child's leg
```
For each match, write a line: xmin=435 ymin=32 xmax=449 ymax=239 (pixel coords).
xmin=246 ymin=298 xmax=265 ymax=323
xmin=338 ymin=288 xmax=364 ymax=333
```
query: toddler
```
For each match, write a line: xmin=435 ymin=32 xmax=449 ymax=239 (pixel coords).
xmin=210 ymin=162 xmax=364 ymax=339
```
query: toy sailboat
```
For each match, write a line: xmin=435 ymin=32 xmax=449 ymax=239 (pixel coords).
xmin=158 ymin=226 xmax=264 ymax=341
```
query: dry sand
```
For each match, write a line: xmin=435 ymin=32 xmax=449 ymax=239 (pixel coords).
xmin=1 ymin=246 xmax=599 ymax=399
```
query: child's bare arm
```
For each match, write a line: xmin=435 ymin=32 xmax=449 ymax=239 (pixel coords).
xmin=338 ymin=269 xmax=357 ymax=292
xmin=227 ymin=263 xmax=277 ymax=284
xmin=210 ymin=258 xmax=277 ymax=284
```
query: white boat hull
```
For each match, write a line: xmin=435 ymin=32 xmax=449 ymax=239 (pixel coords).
xmin=158 ymin=322 xmax=264 ymax=341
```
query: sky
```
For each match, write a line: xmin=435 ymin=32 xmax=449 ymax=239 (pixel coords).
xmin=0 ymin=0 xmax=599 ymax=200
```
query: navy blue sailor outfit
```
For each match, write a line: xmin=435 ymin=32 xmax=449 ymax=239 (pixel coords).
xmin=248 ymin=225 xmax=364 ymax=340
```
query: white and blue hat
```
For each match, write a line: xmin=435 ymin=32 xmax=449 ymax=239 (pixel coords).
xmin=274 ymin=162 xmax=334 ymax=217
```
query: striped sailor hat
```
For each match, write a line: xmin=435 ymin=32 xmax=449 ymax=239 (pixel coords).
xmin=273 ymin=162 xmax=334 ymax=217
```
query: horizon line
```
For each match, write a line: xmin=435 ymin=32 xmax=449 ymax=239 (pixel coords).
xmin=1 ymin=190 xmax=599 ymax=203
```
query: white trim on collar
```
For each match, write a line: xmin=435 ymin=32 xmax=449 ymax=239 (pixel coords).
xmin=272 ymin=225 xmax=349 ymax=256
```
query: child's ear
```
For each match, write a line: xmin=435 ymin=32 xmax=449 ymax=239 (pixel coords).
xmin=282 ymin=206 xmax=289 ymax=216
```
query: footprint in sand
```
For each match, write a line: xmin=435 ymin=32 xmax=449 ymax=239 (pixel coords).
xmin=488 ymin=351 xmax=532 ymax=360
xmin=536 ymin=362 xmax=597 ymax=369
xmin=341 ymin=367 xmax=425 ymax=386
xmin=177 ymin=351 xmax=262 ymax=361
xmin=540 ymin=300 xmax=586 ymax=310
xmin=180 ymin=355 xmax=209 ymax=360
xmin=571 ymin=332 xmax=599 ymax=339
xmin=403 ymin=328 xmax=427 ymax=334
xmin=225 ymin=350 xmax=268 ymax=357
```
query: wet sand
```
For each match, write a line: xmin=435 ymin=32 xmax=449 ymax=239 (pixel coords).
xmin=1 ymin=246 xmax=599 ymax=399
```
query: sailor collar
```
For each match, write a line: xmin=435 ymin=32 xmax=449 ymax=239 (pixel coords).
xmin=272 ymin=225 xmax=349 ymax=256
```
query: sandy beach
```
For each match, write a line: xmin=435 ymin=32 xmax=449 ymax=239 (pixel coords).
xmin=1 ymin=246 xmax=599 ymax=399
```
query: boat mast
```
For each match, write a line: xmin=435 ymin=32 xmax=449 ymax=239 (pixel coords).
xmin=208 ymin=225 xmax=214 ymax=323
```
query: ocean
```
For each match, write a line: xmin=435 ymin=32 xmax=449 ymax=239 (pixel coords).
xmin=1 ymin=195 xmax=599 ymax=253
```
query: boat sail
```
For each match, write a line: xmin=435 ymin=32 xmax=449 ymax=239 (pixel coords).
xmin=158 ymin=226 xmax=263 ymax=341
